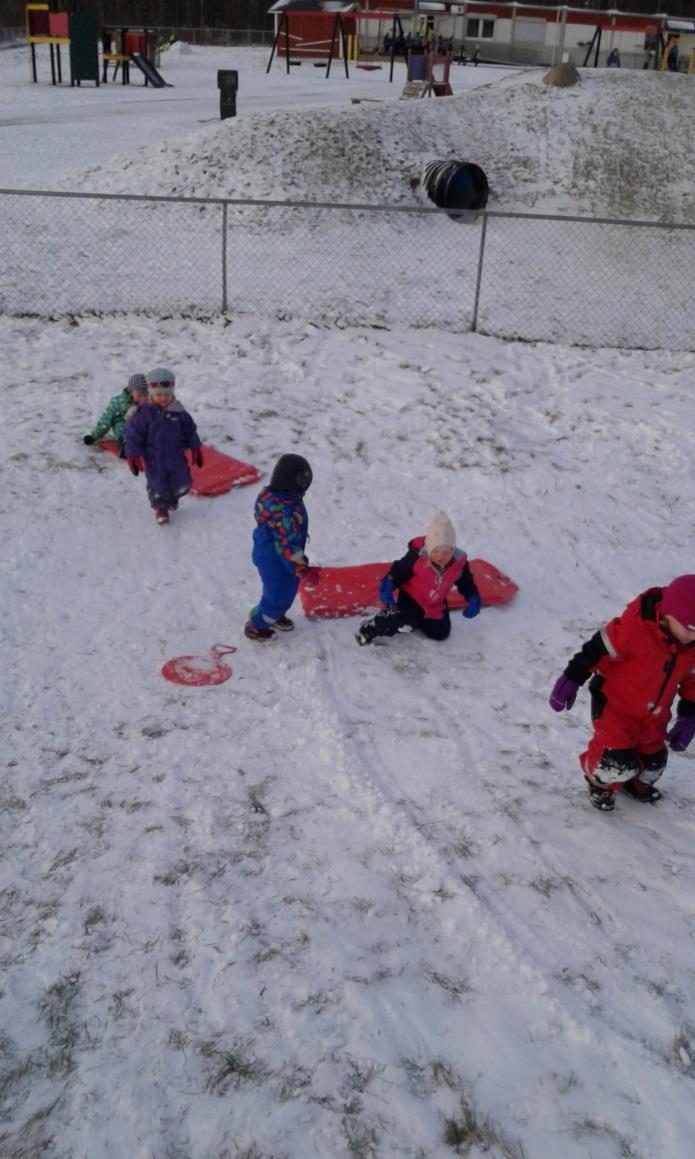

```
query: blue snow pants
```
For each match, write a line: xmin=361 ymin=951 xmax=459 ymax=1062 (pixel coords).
xmin=249 ymin=540 xmax=300 ymax=627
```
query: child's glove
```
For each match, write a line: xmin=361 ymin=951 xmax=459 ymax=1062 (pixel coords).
xmin=378 ymin=576 xmax=397 ymax=610
xmin=127 ymin=456 xmax=144 ymax=477
xmin=302 ymin=566 xmax=321 ymax=590
xmin=667 ymin=717 xmax=695 ymax=752
xmin=462 ymin=593 xmax=482 ymax=619
xmin=83 ymin=435 xmax=95 ymax=445
xmin=549 ymin=675 xmax=579 ymax=712
xmin=190 ymin=447 xmax=204 ymax=468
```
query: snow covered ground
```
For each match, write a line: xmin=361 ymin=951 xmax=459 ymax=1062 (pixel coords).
xmin=0 ymin=43 xmax=521 ymax=189
xmin=2 ymin=43 xmax=695 ymax=1159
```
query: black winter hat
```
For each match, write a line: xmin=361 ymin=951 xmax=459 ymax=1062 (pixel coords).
xmin=269 ymin=454 xmax=313 ymax=495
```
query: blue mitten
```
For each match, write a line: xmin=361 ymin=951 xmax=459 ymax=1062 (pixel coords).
xmin=462 ymin=593 xmax=481 ymax=619
xmin=379 ymin=576 xmax=397 ymax=610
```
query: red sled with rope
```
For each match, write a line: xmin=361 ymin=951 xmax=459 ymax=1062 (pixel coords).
xmin=97 ymin=439 xmax=261 ymax=496
xmin=299 ymin=559 xmax=517 ymax=619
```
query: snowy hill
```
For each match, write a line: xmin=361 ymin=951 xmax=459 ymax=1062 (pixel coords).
xmin=2 ymin=44 xmax=695 ymax=1159
xmin=72 ymin=67 xmax=695 ymax=221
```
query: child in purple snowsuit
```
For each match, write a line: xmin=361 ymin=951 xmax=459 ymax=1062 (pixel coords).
xmin=124 ymin=367 xmax=202 ymax=525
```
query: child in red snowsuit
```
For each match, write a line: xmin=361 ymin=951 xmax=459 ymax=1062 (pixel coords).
xmin=549 ymin=575 xmax=695 ymax=811
xmin=355 ymin=511 xmax=482 ymax=646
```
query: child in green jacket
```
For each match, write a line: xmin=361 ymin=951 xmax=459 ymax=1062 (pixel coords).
xmin=83 ymin=374 xmax=148 ymax=453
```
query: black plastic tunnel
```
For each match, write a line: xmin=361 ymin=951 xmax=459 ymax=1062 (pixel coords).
xmin=421 ymin=160 xmax=489 ymax=218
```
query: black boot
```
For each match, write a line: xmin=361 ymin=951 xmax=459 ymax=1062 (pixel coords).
xmin=355 ymin=608 xmax=403 ymax=646
xmin=585 ymin=777 xmax=616 ymax=812
xmin=355 ymin=618 xmax=379 ymax=646
xmin=623 ymin=777 xmax=662 ymax=803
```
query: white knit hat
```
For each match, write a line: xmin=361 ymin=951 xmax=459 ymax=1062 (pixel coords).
xmin=425 ymin=511 xmax=456 ymax=554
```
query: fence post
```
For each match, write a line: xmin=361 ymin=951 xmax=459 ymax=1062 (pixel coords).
xmin=471 ymin=213 xmax=487 ymax=333
xmin=221 ymin=200 xmax=228 ymax=313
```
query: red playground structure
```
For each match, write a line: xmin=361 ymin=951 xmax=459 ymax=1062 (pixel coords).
xmin=25 ymin=4 xmax=171 ymax=88
xmin=26 ymin=2 xmax=99 ymax=86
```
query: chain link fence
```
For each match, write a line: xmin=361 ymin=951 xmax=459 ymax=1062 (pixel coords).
xmin=1 ymin=188 xmax=693 ymax=350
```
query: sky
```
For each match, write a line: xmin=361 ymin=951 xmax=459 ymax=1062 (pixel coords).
xmin=2 ymin=41 xmax=695 ymax=1159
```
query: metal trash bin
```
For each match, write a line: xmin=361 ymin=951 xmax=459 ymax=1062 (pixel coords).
xmin=217 ymin=69 xmax=238 ymax=120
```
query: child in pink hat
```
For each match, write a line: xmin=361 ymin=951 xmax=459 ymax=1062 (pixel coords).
xmin=355 ymin=511 xmax=482 ymax=647
xmin=549 ymin=574 xmax=695 ymax=812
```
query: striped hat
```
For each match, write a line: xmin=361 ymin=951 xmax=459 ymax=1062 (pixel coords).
xmin=126 ymin=373 xmax=147 ymax=395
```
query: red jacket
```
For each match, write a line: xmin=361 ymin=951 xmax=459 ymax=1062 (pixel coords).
xmin=393 ymin=536 xmax=476 ymax=620
xmin=568 ymin=589 xmax=695 ymax=724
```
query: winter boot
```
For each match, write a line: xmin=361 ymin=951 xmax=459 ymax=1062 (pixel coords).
xmin=623 ymin=777 xmax=662 ymax=803
xmin=355 ymin=618 xmax=379 ymax=646
xmin=272 ymin=615 xmax=295 ymax=632
xmin=244 ymin=621 xmax=276 ymax=642
xmin=155 ymin=509 xmax=169 ymax=525
xmin=585 ymin=777 xmax=616 ymax=812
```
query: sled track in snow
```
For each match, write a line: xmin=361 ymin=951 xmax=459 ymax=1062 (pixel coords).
xmin=307 ymin=627 xmax=692 ymax=1093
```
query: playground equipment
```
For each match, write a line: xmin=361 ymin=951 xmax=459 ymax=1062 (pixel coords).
xmin=267 ymin=0 xmax=355 ymax=78
xmin=581 ymin=25 xmax=606 ymax=69
xmin=130 ymin=52 xmax=171 ymax=87
xmin=346 ymin=9 xmax=408 ymax=81
xmin=101 ymin=28 xmax=171 ymax=86
xmin=420 ymin=160 xmax=489 ymax=218
xmin=26 ymin=2 xmax=99 ymax=85
xmin=25 ymin=7 xmax=171 ymax=88
xmin=402 ymin=50 xmax=453 ymax=98
xmin=660 ymin=34 xmax=695 ymax=72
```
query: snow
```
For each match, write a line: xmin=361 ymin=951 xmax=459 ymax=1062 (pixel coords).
xmin=2 ymin=42 xmax=695 ymax=1159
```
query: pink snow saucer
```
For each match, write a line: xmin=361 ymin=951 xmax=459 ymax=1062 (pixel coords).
xmin=161 ymin=644 xmax=237 ymax=686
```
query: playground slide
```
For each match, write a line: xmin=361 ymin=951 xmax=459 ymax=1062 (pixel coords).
xmin=130 ymin=53 xmax=172 ymax=87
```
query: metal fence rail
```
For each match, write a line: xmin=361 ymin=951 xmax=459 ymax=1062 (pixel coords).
xmin=1 ymin=188 xmax=693 ymax=351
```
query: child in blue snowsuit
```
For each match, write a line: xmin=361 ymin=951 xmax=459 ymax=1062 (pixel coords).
xmin=124 ymin=367 xmax=202 ymax=525
xmin=244 ymin=454 xmax=316 ymax=641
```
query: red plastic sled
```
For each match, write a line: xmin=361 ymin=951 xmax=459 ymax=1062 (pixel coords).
xmin=97 ymin=440 xmax=261 ymax=496
xmin=299 ymin=559 xmax=518 ymax=619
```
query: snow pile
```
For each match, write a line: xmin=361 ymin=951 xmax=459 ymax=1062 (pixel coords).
xmin=164 ymin=39 xmax=194 ymax=57
xmin=72 ymin=69 xmax=695 ymax=220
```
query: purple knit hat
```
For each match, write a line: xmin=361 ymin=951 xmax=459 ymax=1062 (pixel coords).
xmin=661 ymin=575 xmax=695 ymax=630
